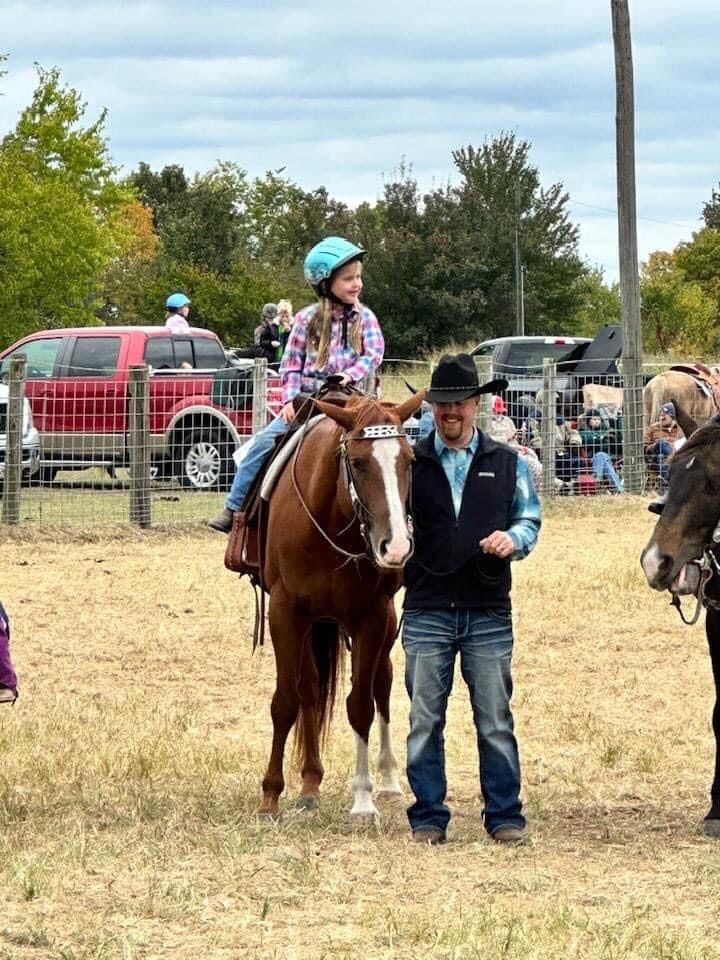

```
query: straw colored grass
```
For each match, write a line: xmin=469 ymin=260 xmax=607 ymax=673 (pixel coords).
xmin=1 ymin=498 xmax=720 ymax=959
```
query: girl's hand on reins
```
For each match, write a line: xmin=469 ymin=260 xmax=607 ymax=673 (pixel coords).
xmin=281 ymin=401 xmax=296 ymax=424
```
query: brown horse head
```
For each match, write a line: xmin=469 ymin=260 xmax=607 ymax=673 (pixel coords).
xmin=641 ymin=404 xmax=720 ymax=591
xmin=313 ymin=391 xmax=425 ymax=569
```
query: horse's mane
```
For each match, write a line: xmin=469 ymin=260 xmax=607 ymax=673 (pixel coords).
xmin=346 ymin=395 xmax=399 ymax=431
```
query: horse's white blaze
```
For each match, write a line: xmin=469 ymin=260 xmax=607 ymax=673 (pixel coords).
xmin=641 ymin=542 xmax=665 ymax=584
xmin=350 ymin=733 xmax=379 ymax=818
xmin=376 ymin=716 xmax=402 ymax=795
xmin=372 ymin=438 xmax=411 ymax=566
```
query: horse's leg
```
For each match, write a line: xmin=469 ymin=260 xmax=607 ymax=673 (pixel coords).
xmin=295 ymin=623 xmax=325 ymax=810
xmin=258 ymin=590 xmax=303 ymax=818
xmin=346 ymin=607 xmax=390 ymax=819
xmin=373 ymin=612 xmax=403 ymax=798
xmin=705 ymin=611 xmax=720 ymax=836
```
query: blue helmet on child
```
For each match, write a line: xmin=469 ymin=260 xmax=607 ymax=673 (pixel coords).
xmin=166 ymin=292 xmax=191 ymax=310
xmin=303 ymin=237 xmax=364 ymax=295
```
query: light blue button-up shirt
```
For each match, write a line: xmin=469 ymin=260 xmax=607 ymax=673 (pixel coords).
xmin=434 ymin=428 xmax=541 ymax=560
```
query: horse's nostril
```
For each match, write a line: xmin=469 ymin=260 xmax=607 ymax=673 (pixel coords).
xmin=379 ymin=539 xmax=389 ymax=555
xmin=658 ymin=554 xmax=672 ymax=576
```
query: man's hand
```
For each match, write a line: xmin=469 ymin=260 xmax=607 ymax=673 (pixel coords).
xmin=479 ymin=530 xmax=514 ymax=558
xmin=281 ymin=401 xmax=296 ymax=424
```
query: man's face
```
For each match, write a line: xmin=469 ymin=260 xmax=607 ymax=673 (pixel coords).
xmin=432 ymin=397 xmax=479 ymax=447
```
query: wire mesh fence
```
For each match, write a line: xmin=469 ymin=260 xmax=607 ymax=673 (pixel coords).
xmin=0 ymin=352 xmax=674 ymax=528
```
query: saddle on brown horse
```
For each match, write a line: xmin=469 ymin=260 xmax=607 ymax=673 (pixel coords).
xmin=224 ymin=377 xmax=362 ymax=581
xmin=669 ymin=363 xmax=720 ymax=413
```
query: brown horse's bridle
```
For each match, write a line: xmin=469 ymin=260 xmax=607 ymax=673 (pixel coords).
xmin=290 ymin=421 xmax=413 ymax=566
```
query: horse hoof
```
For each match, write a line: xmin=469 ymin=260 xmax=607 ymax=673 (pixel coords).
xmin=703 ymin=818 xmax=720 ymax=838
xmin=296 ymin=795 xmax=319 ymax=811
xmin=256 ymin=809 xmax=280 ymax=822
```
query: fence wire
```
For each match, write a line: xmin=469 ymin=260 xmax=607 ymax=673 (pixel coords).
xmin=0 ymin=355 xmax=672 ymax=527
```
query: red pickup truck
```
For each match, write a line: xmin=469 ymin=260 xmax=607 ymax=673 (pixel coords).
xmin=0 ymin=326 xmax=282 ymax=489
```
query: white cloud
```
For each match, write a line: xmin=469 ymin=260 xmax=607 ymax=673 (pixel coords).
xmin=0 ymin=0 xmax=718 ymax=284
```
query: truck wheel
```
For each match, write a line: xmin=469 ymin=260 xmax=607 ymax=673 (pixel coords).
xmin=176 ymin=430 xmax=233 ymax=490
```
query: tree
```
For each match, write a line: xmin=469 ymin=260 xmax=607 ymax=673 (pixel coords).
xmin=702 ymin=185 xmax=720 ymax=231
xmin=570 ymin=267 xmax=620 ymax=337
xmin=0 ymin=66 xmax=132 ymax=346
xmin=641 ymin=250 xmax=717 ymax=354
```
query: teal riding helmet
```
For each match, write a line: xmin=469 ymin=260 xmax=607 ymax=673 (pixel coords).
xmin=166 ymin=292 xmax=191 ymax=309
xmin=303 ymin=237 xmax=364 ymax=295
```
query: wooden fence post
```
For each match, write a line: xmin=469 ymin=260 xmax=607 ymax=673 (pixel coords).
xmin=540 ymin=360 xmax=557 ymax=497
xmin=2 ymin=356 xmax=26 ymax=526
xmin=128 ymin=364 xmax=151 ymax=528
xmin=474 ymin=356 xmax=493 ymax=434
xmin=252 ymin=358 xmax=268 ymax=435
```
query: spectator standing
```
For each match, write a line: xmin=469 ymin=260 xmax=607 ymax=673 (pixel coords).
xmin=644 ymin=401 xmax=684 ymax=490
xmin=164 ymin=292 xmax=191 ymax=333
xmin=254 ymin=304 xmax=281 ymax=364
xmin=276 ymin=299 xmax=293 ymax=356
xmin=402 ymin=354 xmax=541 ymax=845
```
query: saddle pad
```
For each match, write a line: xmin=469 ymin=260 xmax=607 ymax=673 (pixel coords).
xmin=260 ymin=414 xmax=325 ymax=501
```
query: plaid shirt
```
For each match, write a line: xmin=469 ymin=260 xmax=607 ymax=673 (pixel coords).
xmin=279 ymin=303 xmax=384 ymax=404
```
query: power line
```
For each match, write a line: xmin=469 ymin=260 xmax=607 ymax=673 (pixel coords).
xmin=569 ymin=199 xmax=699 ymax=229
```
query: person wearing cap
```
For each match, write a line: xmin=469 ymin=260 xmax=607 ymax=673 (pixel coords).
xmin=644 ymin=401 xmax=684 ymax=490
xmin=402 ymin=354 xmax=541 ymax=846
xmin=208 ymin=237 xmax=384 ymax=533
xmin=254 ymin=303 xmax=282 ymax=364
xmin=164 ymin=292 xmax=191 ymax=333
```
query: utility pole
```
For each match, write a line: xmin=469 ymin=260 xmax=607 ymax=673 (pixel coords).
xmin=612 ymin=0 xmax=644 ymax=493
xmin=514 ymin=184 xmax=524 ymax=336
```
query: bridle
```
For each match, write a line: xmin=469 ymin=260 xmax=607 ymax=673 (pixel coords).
xmin=290 ymin=420 xmax=413 ymax=566
xmin=671 ymin=519 xmax=720 ymax=625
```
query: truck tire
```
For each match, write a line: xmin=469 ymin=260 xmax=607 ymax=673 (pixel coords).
xmin=175 ymin=429 xmax=234 ymax=491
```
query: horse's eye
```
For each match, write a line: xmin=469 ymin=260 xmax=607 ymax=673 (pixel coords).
xmin=350 ymin=458 xmax=366 ymax=471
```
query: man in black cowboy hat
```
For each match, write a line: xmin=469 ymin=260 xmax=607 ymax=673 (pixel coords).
xmin=403 ymin=353 xmax=541 ymax=846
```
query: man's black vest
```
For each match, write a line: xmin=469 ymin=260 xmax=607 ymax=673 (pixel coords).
xmin=404 ymin=431 xmax=518 ymax=610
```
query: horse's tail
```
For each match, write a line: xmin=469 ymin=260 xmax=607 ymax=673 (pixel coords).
xmin=293 ymin=620 xmax=345 ymax=768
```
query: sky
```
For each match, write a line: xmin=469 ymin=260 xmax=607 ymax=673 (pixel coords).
xmin=1 ymin=0 xmax=718 ymax=283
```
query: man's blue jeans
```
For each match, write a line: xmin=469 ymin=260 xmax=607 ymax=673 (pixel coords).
xmin=403 ymin=607 xmax=525 ymax=837
xmin=225 ymin=414 xmax=289 ymax=511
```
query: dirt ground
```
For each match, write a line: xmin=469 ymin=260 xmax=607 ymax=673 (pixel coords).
xmin=1 ymin=498 xmax=719 ymax=959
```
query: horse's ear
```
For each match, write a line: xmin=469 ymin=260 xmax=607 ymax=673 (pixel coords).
xmin=672 ymin=399 xmax=699 ymax=439
xmin=394 ymin=390 xmax=426 ymax=423
xmin=313 ymin=398 xmax=358 ymax=432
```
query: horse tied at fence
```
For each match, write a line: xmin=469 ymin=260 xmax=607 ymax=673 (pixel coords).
xmin=640 ymin=401 xmax=720 ymax=836
xmin=256 ymin=389 xmax=424 ymax=819
xmin=643 ymin=364 xmax=720 ymax=427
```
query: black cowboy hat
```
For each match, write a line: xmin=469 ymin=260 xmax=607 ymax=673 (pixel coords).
xmin=425 ymin=353 xmax=508 ymax=404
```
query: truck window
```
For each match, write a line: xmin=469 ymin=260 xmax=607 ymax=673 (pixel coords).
xmin=64 ymin=337 xmax=121 ymax=377
xmin=173 ymin=340 xmax=194 ymax=368
xmin=0 ymin=337 xmax=64 ymax=380
xmin=504 ymin=342 xmax=586 ymax=370
xmin=145 ymin=338 xmax=175 ymax=369
xmin=193 ymin=337 xmax=225 ymax=369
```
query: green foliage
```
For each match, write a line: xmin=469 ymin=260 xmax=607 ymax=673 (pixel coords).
xmin=702 ymin=184 xmax=720 ymax=230
xmin=641 ymin=250 xmax=718 ymax=354
xmin=0 ymin=66 xmax=133 ymax=347
xmin=572 ymin=267 xmax=621 ymax=337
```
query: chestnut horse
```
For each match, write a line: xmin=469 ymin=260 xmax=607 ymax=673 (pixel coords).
xmin=640 ymin=402 xmax=720 ymax=836
xmin=258 ymin=390 xmax=424 ymax=819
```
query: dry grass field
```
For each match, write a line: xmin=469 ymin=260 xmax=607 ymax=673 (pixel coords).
xmin=2 ymin=497 xmax=720 ymax=960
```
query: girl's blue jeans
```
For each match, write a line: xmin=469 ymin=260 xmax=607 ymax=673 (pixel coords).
xmin=402 ymin=607 xmax=525 ymax=837
xmin=225 ymin=414 xmax=289 ymax=512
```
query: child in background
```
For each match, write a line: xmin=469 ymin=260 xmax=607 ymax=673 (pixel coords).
xmin=0 ymin=601 xmax=18 ymax=705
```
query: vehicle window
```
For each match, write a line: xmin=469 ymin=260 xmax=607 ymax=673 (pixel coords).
xmin=504 ymin=342 xmax=586 ymax=370
xmin=173 ymin=340 xmax=194 ymax=368
xmin=64 ymin=337 xmax=121 ymax=377
xmin=193 ymin=337 xmax=225 ymax=369
xmin=473 ymin=344 xmax=495 ymax=358
xmin=144 ymin=338 xmax=175 ymax=370
xmin=0 ymin=337 xmax=64 ymax=380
